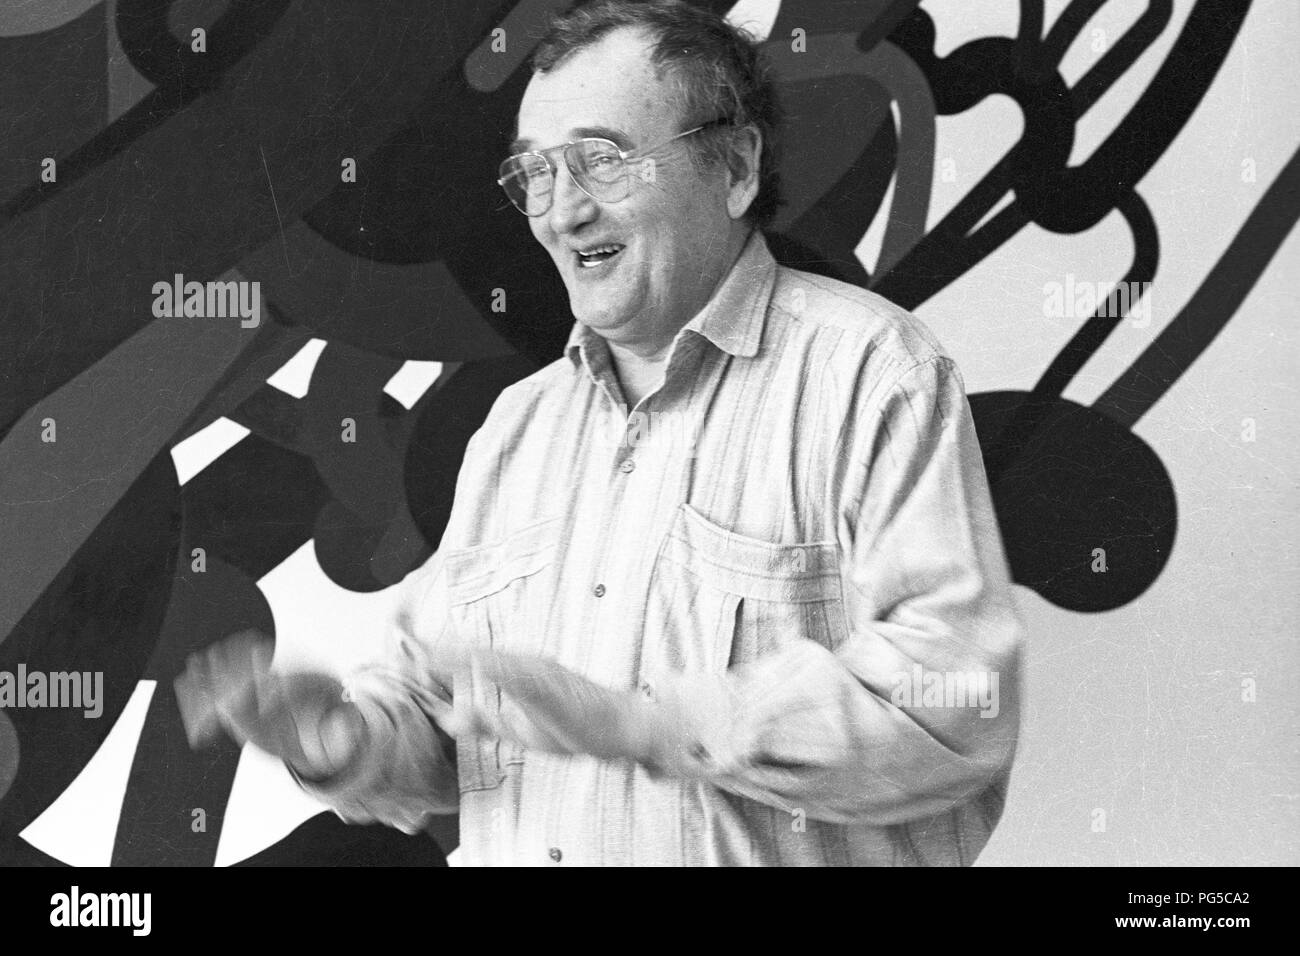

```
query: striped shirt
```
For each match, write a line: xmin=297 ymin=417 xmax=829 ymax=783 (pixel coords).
xmin=306 ymin=228 xmax=1024 ymax=866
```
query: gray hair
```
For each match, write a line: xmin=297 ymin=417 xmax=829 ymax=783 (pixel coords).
xmin=531 ymin=0 xmax=782 ymax=229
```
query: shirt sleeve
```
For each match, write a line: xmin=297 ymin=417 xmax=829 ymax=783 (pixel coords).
xmin=651 ymin=355 xmax=1024 ymax=826
xmin=290 ymin=548 xmax=462 ymax=834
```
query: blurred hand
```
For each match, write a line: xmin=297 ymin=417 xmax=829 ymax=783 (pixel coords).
xmin=174 ymin=631 xmax=368 ymax=780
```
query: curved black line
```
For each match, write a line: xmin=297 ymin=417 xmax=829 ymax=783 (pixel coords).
xmin=1034 ymin=190 xmax=1159 ymax=398
xmin=1094 ymin=146 xmax=1300 ymax=428
xmin=1042 ymin=0 xmax=1109 ymax=66
xmin=1034 ymin=0 xmax=1252 ymax=230
xmin=1015 ymin=0 xmax=1044 ymax=80
xmin=1072 ymin=1 xmax=1172 ymax=115
xmin=984 ymin=189 xmax=1158 ymax=483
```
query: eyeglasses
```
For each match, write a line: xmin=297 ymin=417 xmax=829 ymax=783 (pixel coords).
xmin=497 ymin=118 xmax=731 ymax=216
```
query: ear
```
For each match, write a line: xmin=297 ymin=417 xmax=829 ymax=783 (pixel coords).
xmin=724 ymin=124 xmax=763 ymax=221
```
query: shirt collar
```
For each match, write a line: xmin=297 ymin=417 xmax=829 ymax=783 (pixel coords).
xmin=565 ymin=228 xmax=776 ymax=371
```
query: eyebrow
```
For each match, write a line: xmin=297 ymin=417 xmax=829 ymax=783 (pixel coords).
xmin=509 ymin=125 xmax=634 ymax=155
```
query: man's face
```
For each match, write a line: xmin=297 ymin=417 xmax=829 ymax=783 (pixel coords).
xmin=514 ymin=28 xmax=743 ymax=353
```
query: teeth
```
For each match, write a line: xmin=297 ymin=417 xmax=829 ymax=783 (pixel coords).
xmin=578 ymin=244 xmax=623 ymax=256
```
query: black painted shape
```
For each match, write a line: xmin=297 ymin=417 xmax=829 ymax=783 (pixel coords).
xmin=872 ymin=29 xmax=1070 ymax=307
xmin=1034 ymin=1 xmax=1246 ymax=231
xmin=3 ymin=0 xmax=292 ymax=221
xmin=1069 ymin=1 xmax=1172 ymax=116
xmin=972 ymin=390 xmax=1176 ymax=613
xmin=226 ymin=345 xmax=428 ymax=592
xmin=115 ymin=0 xmax=286 ymax=90
xmin=984 ymin=190 xmax=1158 ymax=485
xmin=779 ymin=97 xmax=895 ymax=287
xmin=0 ymin=5 xmax=106 ymax=202
xmin=0 ymin=835 xmax=69 ymax=866
xmin=206 ymin=347 xmax=538 ymax=594
xmin=1032 ymin=192 xmax=1159 ymax=407
xmin=181 ymin=433 xmax=329 ymax=584
xmin=300 ymin=49 xmax=572 ymax=367
xmin=112 ymin=557 xmax=274 ymax=866
xmin=766 ymin=233 xmax=871 ymax=287
xmin=233 ymin=812 xmax=447 ymax=866
xmin=168 ymin=313 xmax=316 ymax=450
xmin=0 ymin=0 xmax=480 ymax=437
xmin=0 ymin=455 xmax=179 ymax=840
xmin=236 ymin=222 xmax=515 ymax=364
xmin=878 ymin=2 xmax=1247 ymax=311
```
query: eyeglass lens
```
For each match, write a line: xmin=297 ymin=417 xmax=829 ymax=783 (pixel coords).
xmin=499 ymin=139 xmax=629 ymax=215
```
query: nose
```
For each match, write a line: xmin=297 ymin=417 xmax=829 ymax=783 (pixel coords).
xmin=546 ymin=158 xmax=598 ymax=235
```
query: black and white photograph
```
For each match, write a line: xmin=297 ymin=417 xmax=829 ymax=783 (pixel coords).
xmin=0 ymin=0 xmax=1294 ymax=906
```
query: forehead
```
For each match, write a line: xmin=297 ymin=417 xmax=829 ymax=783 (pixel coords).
xmin=516 ymin=28 xmax=682 ymax=148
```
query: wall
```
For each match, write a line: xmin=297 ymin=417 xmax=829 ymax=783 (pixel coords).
xmin=0 ymin=0 xmax=1295 ymax=865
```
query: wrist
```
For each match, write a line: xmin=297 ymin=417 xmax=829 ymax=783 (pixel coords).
xmin=633 ymin=672 xmax=746 ymax=780
xmin=290 ymin=702 xmax=370 ymax=783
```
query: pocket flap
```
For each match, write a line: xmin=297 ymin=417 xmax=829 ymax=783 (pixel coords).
xmin=663 ymin=503 xmax=840 ymax=603
xmin=445 ymin=516 xmax=562 ymax=605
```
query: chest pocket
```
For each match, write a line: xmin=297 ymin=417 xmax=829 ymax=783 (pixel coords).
xmin=647 ymin=503 xmax=848 ymax=675
xmin=444 ymin=515 xmax=562 ymax=792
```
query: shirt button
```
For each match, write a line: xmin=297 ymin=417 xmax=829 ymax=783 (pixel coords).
xmin=619 ymin=458 xmax=636 ymax=474
xmin=548 ymin=847 xmax=562 ymax=863
xmin=593 ymin=583 xmax=606 ymax=597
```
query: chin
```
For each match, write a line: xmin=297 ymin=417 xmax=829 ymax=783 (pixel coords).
xmin=570 ymin=296 xmax=629 ymax=332
xmin=574 ymin=309 xmax=621 ymax=332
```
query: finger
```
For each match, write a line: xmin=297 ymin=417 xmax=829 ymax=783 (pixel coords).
xmin=210 ymin=631 xmax=279 ymax=737
xmin=222 ymin=629 xmax=272 ymax=659
xmin=209 ymin=631 xmax=271 ymax=688
xmin=211 ymin=662 xmax=267 ymax=747
xmin=174 ymin=664 xmax=221 ymax=749
xmin=178 ymin=646 xmax=244 ymax=745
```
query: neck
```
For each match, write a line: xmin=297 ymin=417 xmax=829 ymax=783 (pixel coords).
xmin=607 ymin=226 xmax=752 ymax=403
xmin=611 ymin=226 xmax=754 ymax=361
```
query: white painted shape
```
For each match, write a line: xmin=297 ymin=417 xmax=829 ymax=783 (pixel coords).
xmin=921 ymin=0 xmax=1018 ymax=58
xmin=201 ymin=541 xmax=415 ymax=863
xmin=265 ymin=337 xmax=328 ymax=399
xmin=1060 ymin=1 xmax=1193 ymax=168
xmin=257 ymin=538 xmax=409 ymax=679
xmin=726 ymin=0 xmax=781 ymax=41
xmin=20 ymin=680 xmax=157 ymax=867
xmin=214 ymin=743 xmax=329 ymax=867
xmin=169 ymin=417 xmax=250 ymax=486
xmin=383 ymin=360 xmax=443 ymax=410
xmin=929 ymin=93 xmax=1024 ymax=232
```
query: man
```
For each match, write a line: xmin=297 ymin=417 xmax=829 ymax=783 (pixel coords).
xmin=177 ymin=0 xmax=1023 ymax=866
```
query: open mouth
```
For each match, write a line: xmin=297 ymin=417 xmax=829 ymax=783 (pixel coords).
xmin=576 ymin=244 xmax=625 ymax=269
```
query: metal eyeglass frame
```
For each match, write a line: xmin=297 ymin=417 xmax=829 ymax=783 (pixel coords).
xmin=496 ymin=117 xmax=733 ymax=216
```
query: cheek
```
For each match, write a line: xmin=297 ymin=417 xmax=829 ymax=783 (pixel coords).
xmin=528 ymin=216 xmax=556 ymax=251
xmin=665 ymin=176 xmax=726 ymax=231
